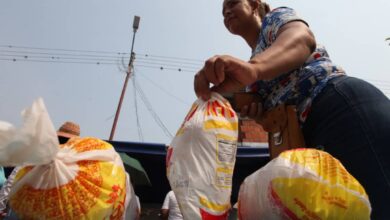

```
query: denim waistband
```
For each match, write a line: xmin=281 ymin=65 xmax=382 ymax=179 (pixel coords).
xmin=327 ymin=74 xmax=348 ymax=85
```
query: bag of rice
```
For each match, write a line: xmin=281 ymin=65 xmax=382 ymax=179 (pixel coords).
xmin=0 ymin=98 xmax=132 ymax=220
xmin=167 ymin=92 xmax=238 ymax=219
xmin=238 ymin=148 xmax=371 ymax=220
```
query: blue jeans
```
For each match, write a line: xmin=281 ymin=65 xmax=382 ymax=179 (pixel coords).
xmin=302 ymin=75 xmax=390 ymax=219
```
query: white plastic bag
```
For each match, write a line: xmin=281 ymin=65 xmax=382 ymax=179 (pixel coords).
xmin=0 ymin=98 xmax=59 ymax=167
xmin=0 ymin=98 xmax=133 ymax=220
xmin=238 ymin=148 xmax=371 ymax=220
xmin=167 ymin=92 xmax=238 ymax=219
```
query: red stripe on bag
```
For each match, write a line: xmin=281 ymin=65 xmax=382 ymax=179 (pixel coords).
xmin=166 ymin=147 xmax=173 ymax=167
xmin=200 ymin=208 xmax=229 ymax=220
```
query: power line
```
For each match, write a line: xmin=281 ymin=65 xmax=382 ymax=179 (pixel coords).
xmin=0 ymin=50 xmax=202 ymax=66
xmin=132 ymin=73 xmax=144 ymax=142
xmin=0 ymin=45 xmax=204 ymax=63
xmin=0 ymin=52 xmax=202 ymax=69
xmin=0 ymin=51 xmax=202 ymax=72
xmin=2 ymin=44 xmax=390 ymax=87
xmin=0 ymin=57 xmax=199 ymax=72
xmin=135 ymin=60 xmax=200 ymax=69
xmin=135 ymin=53 xmax=203 ymax=62
xmin=0 ymin=57 xmax=117 ymax=65
xmin=0 ymin=45 xmax=127 ymax=55
xmin=134 ymin=78 xmax=173 ymax=139
xmin=135 ymin=67 xmax=191 ymax=105
xmin=0 ymin=53 xmax=122 ymax=62
xmin=0 ymin=57 xmax=200 ymax=72
xmin=134 ymin=64 xmax=197 ymax=73
xmin=137 ymin=56 xmax=202 ymax=66
xmin=0 ymin=49 xmax=125 ymax=59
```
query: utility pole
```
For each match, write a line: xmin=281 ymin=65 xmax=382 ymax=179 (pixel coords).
xmin=109 ymin=15 xmax=140 ymax=141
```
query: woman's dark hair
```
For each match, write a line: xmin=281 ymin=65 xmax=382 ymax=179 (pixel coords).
xmin=257 ymin=0 xmax=270 ymax=19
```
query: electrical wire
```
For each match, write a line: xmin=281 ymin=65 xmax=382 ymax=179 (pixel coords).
xmin=0 ymin=45 xmax=127 ymax=55
xmin=136 ymin=56 xmax=202 ymax=67
xmin=134 ymin=64 xmax=196 ymax=73
xmin=0 ymin=45 xmax=204 ymax=62
xmin=0 ymin=57 xmax=117 ymax=65
xmin=131 ymin=72 xmax=144 ymax=142
xmin=0 ymin=49 xmax=202 ymax=71
xmin=1 ymin=44 xmax=389 ymax=93
xmin=133 ymin=77 xmax=173 ymax=139
xmin=0 ymin=53 xmax=122 ymax=62
xmin=134 ymin=67 xmax=191 ymax=105
xmin=132 ymin=52 xmax=203 ymax=62
xmin=135 ymin=60 xmax=200 ymax=69
xmin=0 ymin=49 xmax=124 ymax=59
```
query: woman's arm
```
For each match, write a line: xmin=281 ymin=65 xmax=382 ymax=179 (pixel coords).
xmin=194 ymin=21 xmax=315 ymax=100
xmin=249 ymin=21 xmax=316 ymax=80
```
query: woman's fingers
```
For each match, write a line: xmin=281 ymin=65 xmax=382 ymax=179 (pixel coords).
xmin=204 ymin=56 xmax=224 ymax=85
xmin=248 ymin=102 xmax=258 ymax=117
xmin=196 ymin=56 xmax=226 ymax=100
xmin=211 ymin=76 xmax=244 ymax=94
xmin=214 ymin=57 xmax=226 ymax=84
xmin=240 ymin=102 xmax=264 ymax=122
xmin=256 ymin=103 xmax=263 ymax=117
xmin=240 ymin=105 xmax=249 ymax=117
xmin=195 ymin=54 xmax=255 ymax=100
xmin=194 ymin=70 xmax=211 ymax=100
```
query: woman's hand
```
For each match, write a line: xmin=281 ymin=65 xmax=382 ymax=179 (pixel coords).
xmin=240 ymin=102 xmax=264 ymax=123
xmin=194 ymin=55 xmax=259 ymax=100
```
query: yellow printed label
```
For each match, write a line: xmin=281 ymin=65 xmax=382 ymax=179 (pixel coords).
xmin=215 ymin=167 xmax=234 ymax=188
xmin=216 ymin=133 xmax=237 ymax=141
xmin=216 ymin=138 xmax=237 ymax=165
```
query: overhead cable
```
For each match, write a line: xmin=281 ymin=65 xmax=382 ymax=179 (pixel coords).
xmin=134 ymin=78 xmax=173 ymax=139
xmin=0 ymin=45 xmax=204 ymax=62
xmin=134 ymin=64 xmax=196 ymax=73
xmin=135 ymin=67 xmax=191 ymax=105
xmin=0 ymin=45 xmax=127 ymax=55
xmin=131 ymin=72 xmax=144 ymax=141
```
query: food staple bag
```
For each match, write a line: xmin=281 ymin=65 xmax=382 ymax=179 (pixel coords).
xmin=0 ymin=98 xmax=132 ymax=220
xmin=238 ymin=148 xmax=371 ymax=220
xmin=166 ymin=93 xmax=238 ymax=219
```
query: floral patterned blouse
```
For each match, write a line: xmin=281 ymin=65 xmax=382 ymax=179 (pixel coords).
xmin=248 ymin=7 xmax=345 ymax=124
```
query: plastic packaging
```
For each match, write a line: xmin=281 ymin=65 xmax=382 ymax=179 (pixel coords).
xmin=238 ymin=148 xmax=371 ymax=220
xmin=167 ymin=93 xmax=239 ymax=219
xmin=0 ymin=98 xmax=132 ymax=219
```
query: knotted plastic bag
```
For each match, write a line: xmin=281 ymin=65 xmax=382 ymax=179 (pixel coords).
xmin=0 ymin=98 xmax=59 ymax=167
xmin=0 ymin=98 xmax=131 ymax=220
xmin=238 ymin=148 xmax=371 ymax=220
xmin=167 ymin=93 xmax=238 ymax=219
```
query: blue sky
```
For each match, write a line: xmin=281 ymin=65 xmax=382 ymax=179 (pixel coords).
xmin=1 ymin=0 xmax=389 ymax=144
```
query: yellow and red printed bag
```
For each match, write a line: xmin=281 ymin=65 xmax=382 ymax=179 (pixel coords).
xmin=0 ymin=98 xmax=132 ymax=220
xmin=167 ymin=93 xmax=238 ymax=219
xmin=238 ymin=148 xmax=371 ymax=220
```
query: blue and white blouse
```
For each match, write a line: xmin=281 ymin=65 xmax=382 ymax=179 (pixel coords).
xmin=248 ymin=7 xmax=345 ymax=124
